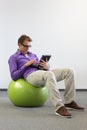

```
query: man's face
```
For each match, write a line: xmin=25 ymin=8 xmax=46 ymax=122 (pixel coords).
xmin=18 ymin=40 xmax=31 ymax=54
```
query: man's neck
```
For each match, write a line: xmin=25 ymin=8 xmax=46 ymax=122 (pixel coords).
xmin=18 ymin=49 xmax=29 ymax=55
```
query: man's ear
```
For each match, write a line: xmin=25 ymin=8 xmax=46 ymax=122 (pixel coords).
xmin=18 ymin=43 xmax=21 ymax=46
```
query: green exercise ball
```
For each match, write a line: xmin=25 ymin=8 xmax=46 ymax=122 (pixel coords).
xmin=8 ymin=79 xmax=48 ymax=107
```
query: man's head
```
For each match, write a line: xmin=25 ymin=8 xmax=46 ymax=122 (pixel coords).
xmin=18 ymin=34 xmax=32 ymax=54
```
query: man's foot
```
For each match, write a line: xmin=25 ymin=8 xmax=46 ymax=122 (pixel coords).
xmin=65 ymin=101 xmax=84 ymax=110
xmin=55 ymin=106 xmax=72 ymax=118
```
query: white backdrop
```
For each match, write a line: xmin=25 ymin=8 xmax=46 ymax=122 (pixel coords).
xmin=0 ymin=0 xmax=87 ymax=89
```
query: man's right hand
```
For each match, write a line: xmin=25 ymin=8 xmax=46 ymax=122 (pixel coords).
xmin=24 ymin=59 xmax=35 ymax=67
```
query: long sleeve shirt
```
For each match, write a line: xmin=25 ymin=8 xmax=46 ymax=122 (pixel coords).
xmin=8 ymin=50 xmax=39 ymax=80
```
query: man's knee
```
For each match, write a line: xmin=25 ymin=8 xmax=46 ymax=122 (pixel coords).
xmin=67 ymin=69 xmax=74 ymax=76
xmin=46 ymin=71 xmax=55 ymax=79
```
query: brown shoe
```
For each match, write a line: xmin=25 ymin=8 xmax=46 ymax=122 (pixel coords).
xmin=55 ymin=106 xmax=72 ymax=118
xmin=65 ymin=101 xmax=84 ymax=110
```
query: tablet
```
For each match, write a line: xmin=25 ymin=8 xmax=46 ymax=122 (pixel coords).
xmin=40 ymin=55 xmax=51 ymax=62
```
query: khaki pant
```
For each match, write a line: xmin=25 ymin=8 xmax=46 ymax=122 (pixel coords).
xmin=26 ymin=68 xmax=75 ymax=110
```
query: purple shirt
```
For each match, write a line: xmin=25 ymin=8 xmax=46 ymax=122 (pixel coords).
xmin=8 ymin=50 xmax=39 ymax=80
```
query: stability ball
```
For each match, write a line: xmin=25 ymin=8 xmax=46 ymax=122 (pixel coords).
xmin=8 ymin=79 xmax=48 ymax=107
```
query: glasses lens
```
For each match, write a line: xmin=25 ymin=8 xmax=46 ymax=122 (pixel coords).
xmin=21 ymin=43 xmax=31 ymax=47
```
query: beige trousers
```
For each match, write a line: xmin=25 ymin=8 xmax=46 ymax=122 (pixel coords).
xmin=26 ymin=68 xmax=75 ymax=110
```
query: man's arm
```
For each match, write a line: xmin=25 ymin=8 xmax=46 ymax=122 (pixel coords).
xmin=8 ymin=56 xmax=27 ymax=80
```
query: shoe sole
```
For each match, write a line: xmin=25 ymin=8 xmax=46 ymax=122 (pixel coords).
xmin=55 ymin=112 xmax=72 ymax=118
xmin=66 ymin=107 xmax=84 ymax=111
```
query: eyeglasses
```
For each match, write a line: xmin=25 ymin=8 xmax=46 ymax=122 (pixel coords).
xmin=21 ymin=43 xmax=32 ymax=48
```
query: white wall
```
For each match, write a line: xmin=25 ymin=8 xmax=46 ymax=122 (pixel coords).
xmin=0 ymin=0 xmax=87 ymax=89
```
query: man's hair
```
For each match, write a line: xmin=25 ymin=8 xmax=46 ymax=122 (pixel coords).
xmin=18 ymin=34 xmax=32 ymax=44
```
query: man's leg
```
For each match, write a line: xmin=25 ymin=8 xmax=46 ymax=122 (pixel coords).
xmin=26 ymin=70 xmax=72 ymax=117
xmin=51 ymin=68 xmax=84 ymax=110
xmin=51 ymin=68 xmax=75 ymax=104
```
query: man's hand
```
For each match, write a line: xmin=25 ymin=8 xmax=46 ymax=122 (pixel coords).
xmin=25 ymin=59 xmax=35 ymax=67
xmin=38 ymin=59 xmax=50 ymax=70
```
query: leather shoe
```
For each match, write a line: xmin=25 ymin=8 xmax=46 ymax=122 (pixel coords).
xmin=65 ymin=101 xmax=84 ymax=110
xmin=55 ymin=106 xmax=72 ymax=118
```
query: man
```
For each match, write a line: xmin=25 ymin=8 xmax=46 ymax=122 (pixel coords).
xmin=8 ymin=34 xmax=84 ymax=118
